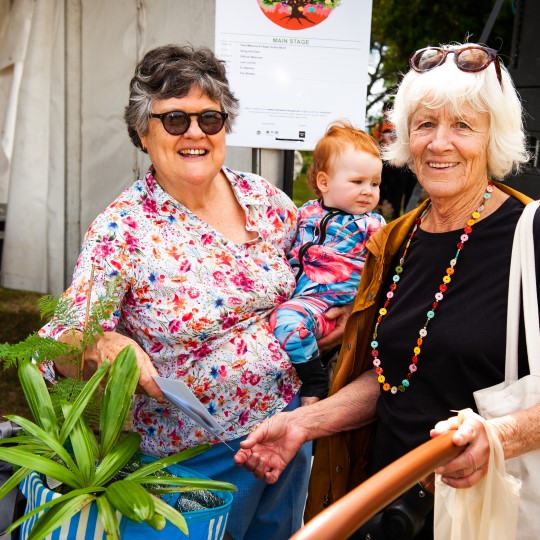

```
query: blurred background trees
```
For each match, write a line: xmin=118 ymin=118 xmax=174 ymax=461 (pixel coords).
xmin=367 ymin=0 xmax=515 ymax=122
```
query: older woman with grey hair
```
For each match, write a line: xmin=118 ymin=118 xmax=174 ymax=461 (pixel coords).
xmin=40 ymin=44 xmax=315 ymax=539
xmin=235 ymin=42 xmax=538 ymax=539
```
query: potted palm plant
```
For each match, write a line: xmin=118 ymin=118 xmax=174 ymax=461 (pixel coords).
xmin=0 ymin=295 xmax=235 ymax=540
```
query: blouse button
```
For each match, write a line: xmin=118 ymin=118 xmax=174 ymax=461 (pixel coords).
xmin=336 ymin=466 xmax=343 ymax=473
xmin=347 ymin=343 xmax=351 ymax=350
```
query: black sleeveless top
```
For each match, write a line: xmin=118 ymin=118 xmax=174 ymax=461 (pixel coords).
xmin=370 ymin=197 xmax=540 ymax=473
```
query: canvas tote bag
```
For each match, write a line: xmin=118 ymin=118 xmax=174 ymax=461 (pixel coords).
xmin=433 ymin=410 xmax=521 ymax=540
xmin=473 ymin=200 xmax=540 ymax=540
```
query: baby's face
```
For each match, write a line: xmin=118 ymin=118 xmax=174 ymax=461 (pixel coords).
xmin=319 ymin=145 xmax=382 ymax=215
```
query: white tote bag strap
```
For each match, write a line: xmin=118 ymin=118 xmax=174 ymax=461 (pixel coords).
xmin=520 ymin=201 xmax=540 ymax=373
xmin=505 ymin=200 xmax=540 ymax=383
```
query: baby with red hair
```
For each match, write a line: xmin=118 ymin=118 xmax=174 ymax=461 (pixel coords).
xmin=271 ymin=121 xmax=385 ymax=405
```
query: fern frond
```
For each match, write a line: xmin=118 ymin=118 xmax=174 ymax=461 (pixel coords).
xmin=0 ymin=335 xmax=80 ymax=369
xmin=80 ymin=281 xmax=120 ymax=350
xmin=37 ymin=295 xmax=61 ymax=321
xmin=56 ymin=301 xmax=87 ymax=330
xmin=93 ymin=293 xmax=118 ymax=330
xmin=50 ymin=378 xmax=102 ymax=428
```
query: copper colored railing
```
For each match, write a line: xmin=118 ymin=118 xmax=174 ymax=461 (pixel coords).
xmin=291 ymin=431 xmax=463 ymax=540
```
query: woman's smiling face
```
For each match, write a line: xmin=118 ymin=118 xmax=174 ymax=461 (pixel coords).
xmin=139 ymin=86 xmax=227 ymax=194
xmin=409 ymin=102 xmax=490 ymax=202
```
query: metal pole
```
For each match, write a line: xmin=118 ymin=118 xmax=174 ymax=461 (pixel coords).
xmin=64 ymin=0 xmax=83 ymax=289
xmin=283 ymin=149 xmax=295 ymax=199
xmin=479 ymin=0 xmax=506 ymax=43
xmin=252 ymin=148 xmax=262 ymax=176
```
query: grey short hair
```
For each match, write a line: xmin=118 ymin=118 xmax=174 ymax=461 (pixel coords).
xmin=124 ymin=44 xmax=240 ymax=152
xmin=383 ymin=43 xmax=529 ymax=180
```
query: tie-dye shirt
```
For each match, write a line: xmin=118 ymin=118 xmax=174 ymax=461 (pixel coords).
xmin=40 ymin=167 xmax=300 ymax=456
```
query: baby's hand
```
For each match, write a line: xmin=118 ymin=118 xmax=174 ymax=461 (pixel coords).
xmin=317 ymin=304 xmax=353 ymax=350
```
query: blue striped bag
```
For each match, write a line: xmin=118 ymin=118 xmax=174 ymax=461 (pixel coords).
xmin=19 ymin=464 xmax=233 ymax=540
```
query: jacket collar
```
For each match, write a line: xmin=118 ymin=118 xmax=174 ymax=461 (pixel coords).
xmin=366 ymin=181 xmax=533 ymax=261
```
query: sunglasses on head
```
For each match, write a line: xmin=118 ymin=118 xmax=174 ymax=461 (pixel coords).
xmin=150 ymin=110 xmax=228 ymax=136
xmin=409 ymin=45 xmax=502 ymax=85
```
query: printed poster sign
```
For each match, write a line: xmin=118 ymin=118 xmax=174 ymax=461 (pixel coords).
xmin=215 ymin=0 xmax=372 ymax=151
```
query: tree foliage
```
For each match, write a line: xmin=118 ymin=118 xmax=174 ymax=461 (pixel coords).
xmin=368 ymin=0 xmax=516 ymax=117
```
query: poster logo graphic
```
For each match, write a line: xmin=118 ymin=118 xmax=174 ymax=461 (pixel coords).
xmin=257 ymin=0 xmax=341 ymax=30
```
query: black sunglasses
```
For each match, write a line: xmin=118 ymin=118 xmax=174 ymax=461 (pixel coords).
xmin=149 ymin=110 xmax=228 ymax=136
xmin=409 ymin=45 xmax=502 ymax=86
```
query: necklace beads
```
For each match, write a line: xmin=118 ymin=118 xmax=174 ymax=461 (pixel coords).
xmin=372 ymin=182 xmax=494 ymax=394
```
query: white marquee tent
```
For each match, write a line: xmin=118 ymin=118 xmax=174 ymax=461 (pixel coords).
xmin=0 ymin=0 xmax=284 ymax=294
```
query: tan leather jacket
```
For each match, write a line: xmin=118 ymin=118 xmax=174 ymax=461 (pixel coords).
xmin=304 ymin=182 xmax=532 ymax=521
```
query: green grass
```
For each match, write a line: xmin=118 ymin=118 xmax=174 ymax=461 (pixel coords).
xmin=0 ymin=287 xmax=43 ymax=418
xmin=292 ymin=151 xmax=314 ymax=208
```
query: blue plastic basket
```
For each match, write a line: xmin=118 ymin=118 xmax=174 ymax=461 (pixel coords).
xmin=19 ymin=460 xmax=233 ymax=539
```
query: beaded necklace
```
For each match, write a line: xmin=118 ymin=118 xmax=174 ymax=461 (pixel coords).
xmin=371 ymin=182 xmax=494 ymax=394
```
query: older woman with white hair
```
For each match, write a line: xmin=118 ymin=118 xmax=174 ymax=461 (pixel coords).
xmin=234 ymin=42 xmax=538 ymax=539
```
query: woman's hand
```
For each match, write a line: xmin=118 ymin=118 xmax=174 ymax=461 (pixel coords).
xmin=236 ymin=371 xmax=379 ymax=483
xmin=317 ymin=303 xmax=353 ymax=351
xmin=58 ymin=331 xmax=164 ymax=401
xmin=234 ymin=410 xmax=310 ymax=484
xmin=430 ymin=409 xmax=490 ymax=488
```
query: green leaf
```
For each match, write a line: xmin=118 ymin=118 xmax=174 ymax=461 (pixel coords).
xmin=0 ymin=467 xmax=31 ymax=501
xmin=134 ymin=476 xmax=236 ymax=492
xmin=5 ymin=415 xmax=78 ymax=473
xmin=5 ymin=486 xmax=105 ymax=534
xmin=80 ymin=417 xmax=100 ymax=461
xmin=96 ymin=495 xmax=121 ymax=540
xmin=126 ymin=444 xmax=210 ymax=480
xmin=0 ymin=447 xmax=81 ymax=489
xmin=150 ymin=493 xmax=188 ymax=535
xmin=105 ymin=480 xmax=155 ymax=523
xmin=99 ymin=346 xmax=139 ymax=456
xmin=0 ymin=435 xmax=42 ymax=445
xmin=60 ymin=402 xmax=96 ymax=485
xmin=18 ymin=361 xmax=58 ymax=436
xmin=93 ymin=432 xmax=142 ymax=486
xmin=59 ymin=360 xmax=109 ymax=443
xmin=144 ymin=512 xmax=166 ymax=531
xmin=26 ymin=493 xmax=96 ymax=540
xmin=144 ymin=488 xmax=200 ymax=495
xmin=0 ymin=441 xmax=52 ymax=455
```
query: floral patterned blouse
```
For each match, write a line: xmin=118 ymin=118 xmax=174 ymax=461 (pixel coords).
xmin=40 ymin=167 xmax=300 ymax=456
